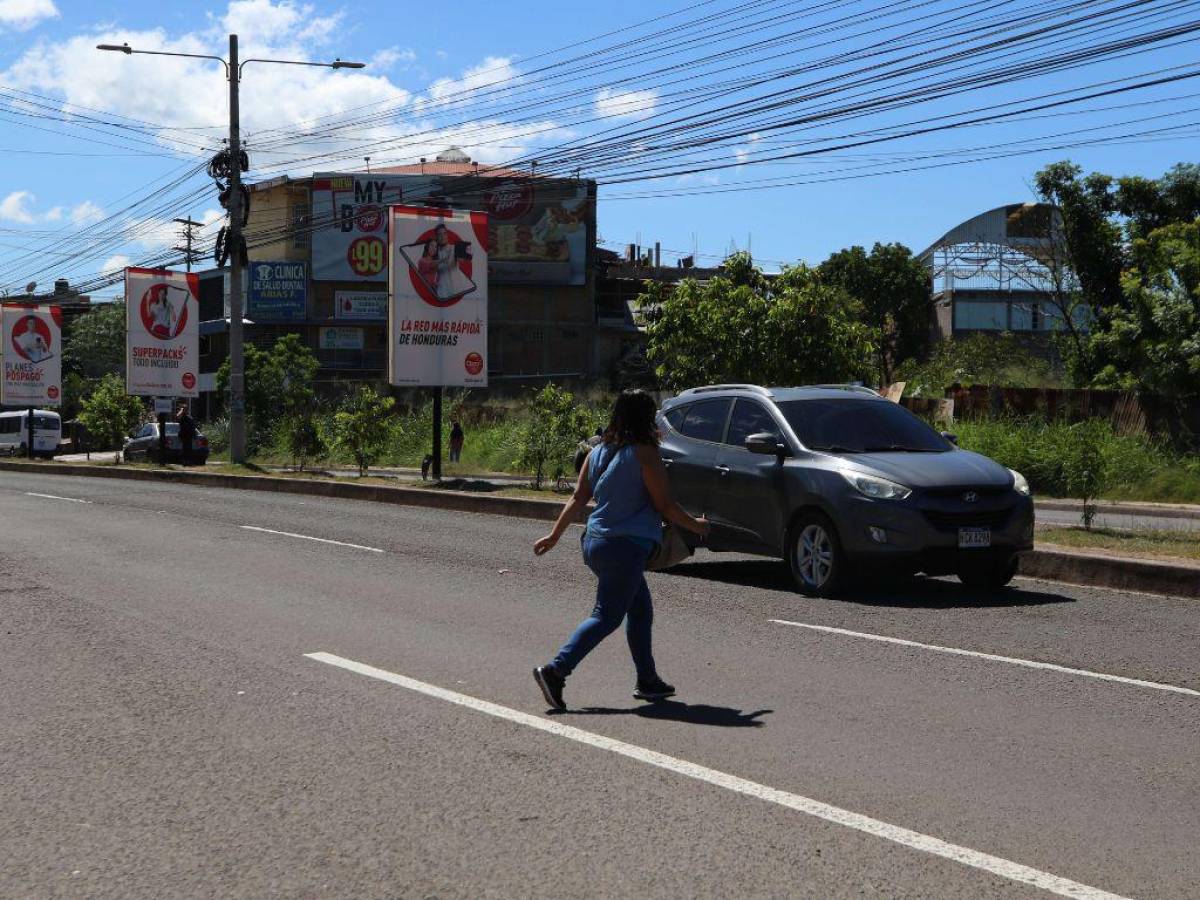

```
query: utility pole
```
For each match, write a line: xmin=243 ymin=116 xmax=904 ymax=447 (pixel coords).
xmin=173 ymin=217 xmax=203 ymax=272
xmin=227 ymin=34 xmax=246 ymax=463
xmin=97 ymin=38 xmax=364 ymax=465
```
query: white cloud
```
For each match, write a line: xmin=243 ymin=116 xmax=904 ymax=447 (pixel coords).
xmin=70 ymin=201 xmax=105 ymax=225
xmin=102 ymin=254 xmax=131 ymax=274
xmin=596 ymin=87 xmax=658 ymax=121
xmin=0 ymin=0 xmax=58 ymax=31
xmin=220 ymin=0 xmax=306 ymax=38
xmin=0 ymin=190 xmax=106 ymax=225
xmin=735 ymin=132 xmax=763 ymax=165
xmin=371 ymin=47 xmax=416 ymax=71
xmin=426 ymin=56 xmax=518 ymax=105
xmin=0 ymin=190 xmax=36 ymax=223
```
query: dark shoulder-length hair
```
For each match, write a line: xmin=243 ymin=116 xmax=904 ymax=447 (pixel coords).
xmin=603 ymin=389 xmax=659 ymax=447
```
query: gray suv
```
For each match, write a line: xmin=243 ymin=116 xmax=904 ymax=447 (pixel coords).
xmin=658 ymin=384 xmax=1034 ymax=595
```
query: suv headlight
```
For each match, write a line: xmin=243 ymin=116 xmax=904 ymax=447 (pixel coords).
xmin=842 ymin=470 xmax=912 ymax=501
xmin=1009 ymin=468 xmax=1031 ymax=496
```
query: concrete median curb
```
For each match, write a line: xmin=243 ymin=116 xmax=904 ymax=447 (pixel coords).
xmin=1017 ymin=544 xmax=1199 ymax=599
xmin=0 ymin=459 xmax=562 ymax=522
xmin=4 ymin=459 xmax=1195 ymax=599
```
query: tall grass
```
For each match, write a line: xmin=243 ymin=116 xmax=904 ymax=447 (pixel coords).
xmin=953 ymin=416 xmax=1200 ymax=501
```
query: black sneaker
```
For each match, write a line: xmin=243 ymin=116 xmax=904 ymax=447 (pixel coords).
xmin=534 ymin=665 xmax=566 ymax=711
xmin=633 ymin=676 xmax=675 ymax=700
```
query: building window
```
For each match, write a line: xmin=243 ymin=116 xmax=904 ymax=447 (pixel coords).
xmin=954 ymin=301 xmax=1007 ymax=330
xmin=292 ymin=202 xmax=310 ymax=250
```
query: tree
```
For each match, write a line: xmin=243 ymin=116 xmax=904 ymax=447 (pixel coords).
xmin=77 ymin=373 xmax=143 ymax=456
xmin=896 ymin=333 xmax=1054 ymax=397
xmin=63 ymin=302 xmax=126 ymax=380
xmin=216 ymin=333 xmax=319 ymax=452
xmin=643 ymin=254 xmax=875 ymax=391
xmin=817 ymin=242 xmax=930 ymax=385
xmin=514 ymin=384 xmax=598 ymax=489
xmin=326 ymin=386 xmax=394 ymax=476
xmin=1034 ymin=161 xmax=1200 ymax=399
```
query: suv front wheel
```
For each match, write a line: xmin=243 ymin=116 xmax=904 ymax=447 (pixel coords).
xmin=787 ymin=512 xmax=847 ymax=597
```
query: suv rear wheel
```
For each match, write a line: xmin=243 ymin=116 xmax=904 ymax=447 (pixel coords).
xmin=787 ymin=512 xmax=847 ymax=597
xmin=956 ymin=554 xmax=1019 ymax=589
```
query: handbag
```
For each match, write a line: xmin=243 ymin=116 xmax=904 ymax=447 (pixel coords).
xmin=646 ymin=523 xmax=692 ymax=571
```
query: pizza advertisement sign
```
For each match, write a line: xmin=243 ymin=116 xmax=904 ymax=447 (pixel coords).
xmin=1 ymin=304 xmax=62 ymax=406
xmin=388 ymin=205 xmax=488 ymax=388
xmin=125 ymin=267 xmax=200 ymax=398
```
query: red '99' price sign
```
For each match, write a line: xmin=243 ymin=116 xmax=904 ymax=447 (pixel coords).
xmin=347 ymin=236 xmax=386 ymax=276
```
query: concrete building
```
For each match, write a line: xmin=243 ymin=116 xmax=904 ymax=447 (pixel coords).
xmin=918 ymin=203 xmax=1090 ymax=344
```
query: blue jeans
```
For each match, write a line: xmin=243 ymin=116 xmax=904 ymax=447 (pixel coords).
xmin=552 ymin=535 xmax=657 ymax=680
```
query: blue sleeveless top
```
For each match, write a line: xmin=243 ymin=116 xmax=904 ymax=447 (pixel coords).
xmin=585 ymin=443 xmax=663 ymax=548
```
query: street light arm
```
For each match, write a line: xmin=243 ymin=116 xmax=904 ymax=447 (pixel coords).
xmin=96 ymin=44 xmax=229 ymax=76
xmin=239 ymin=57 xmax=366 ymax=76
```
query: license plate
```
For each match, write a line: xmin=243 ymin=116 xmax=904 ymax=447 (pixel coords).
xmin=959 ymin=527 xmax=991 ymax=548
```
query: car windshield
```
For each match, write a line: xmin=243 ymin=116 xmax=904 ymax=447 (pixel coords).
xmin=33 ymin=416 xmax=58 ymax=431
xmin=776 ymin=399 xmax=951 ymax=453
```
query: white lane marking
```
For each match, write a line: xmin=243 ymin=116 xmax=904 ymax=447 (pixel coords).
xmin=305 ymin=652 xmax=1128 ymax=900
xmin=239 ymin=526 xmax=383 ymax=553
xmin=25 ymin=492 xmax=91 ymax=504
xmin=771 ymin=619 xmax=1199 ymax=698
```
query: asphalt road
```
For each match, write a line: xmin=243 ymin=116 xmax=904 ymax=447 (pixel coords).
xmin=2 ymin=471 xmax=1198 ymax=899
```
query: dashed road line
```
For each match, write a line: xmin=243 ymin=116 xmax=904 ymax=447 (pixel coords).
xmin=771 ymin=619 xmax=1199 ymax=698
xmin=239 ymin=526 xmax=384 ymax=553
xmin=25 ymin=492 xmax=91 ymax=504
xmin=305 ymin=651 xmax=1130 ymax=900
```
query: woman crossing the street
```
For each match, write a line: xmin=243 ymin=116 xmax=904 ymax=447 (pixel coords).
xmin=532 ymin=390 xmax=709 ymax=711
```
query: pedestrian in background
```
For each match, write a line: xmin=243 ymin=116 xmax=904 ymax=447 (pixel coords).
xmin=573 ymin=426 xmax=604 ymax=474
xmin=533 ymin=390 xmax=709 ymax=711
xmin=176 ymin=404 xmax=196 ymax=466
xmin=449 ymin=421 xmax=465 ymax=463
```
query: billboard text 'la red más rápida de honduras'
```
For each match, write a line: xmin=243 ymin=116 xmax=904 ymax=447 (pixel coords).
xmin=388 ymin=206 xmax=488 ymax=388
xmin=125 ymin=267 xmax=200 ymax=398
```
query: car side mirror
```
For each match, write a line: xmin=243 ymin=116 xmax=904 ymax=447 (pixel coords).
xmin=745 ymin=432 xmax=789 ymax=459
xmin=940 ymin=431 xmax=959 ymax=445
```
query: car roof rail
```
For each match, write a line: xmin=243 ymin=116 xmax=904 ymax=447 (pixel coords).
xmin=678 ymin=384 xmax=773 ymax=398
xmin=805 ymin=384 xmax=880 ymax=396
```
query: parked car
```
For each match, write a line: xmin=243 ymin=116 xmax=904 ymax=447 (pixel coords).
xmin=123 ymin=422 xmax=209 ymax=464
xmin=658 ymin=384 xmax=1034 ymax=595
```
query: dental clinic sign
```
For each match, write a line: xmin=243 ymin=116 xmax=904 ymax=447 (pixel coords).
xmin=248 ymin=260 xmax=307 ymax=321
xmin=1 ymin=304 xmax=61 ymax=406
xmin=125 ymin=267 xmax=200 ymax=397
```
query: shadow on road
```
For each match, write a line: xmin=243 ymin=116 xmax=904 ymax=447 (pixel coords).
xmin=667 ymin=559 xmax=1075 ymax=609
xmin=554 ymin=700 xmax=772 ymax=728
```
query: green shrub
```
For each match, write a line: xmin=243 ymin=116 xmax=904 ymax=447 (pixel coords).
xmin=953 ymin=416 xmax=1165 ymax=503
xmin=325 ymin=386 xmax=395 ymax=476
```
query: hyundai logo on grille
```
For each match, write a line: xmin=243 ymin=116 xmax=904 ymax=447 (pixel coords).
xmin=962 ymin=491 xmax=979 ymax=503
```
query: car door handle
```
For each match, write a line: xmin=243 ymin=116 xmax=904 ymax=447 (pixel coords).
xmin=715 ymin=465 xmax=730 ymax=475
xmin=661 ymin=457 xmax=673 ymax=467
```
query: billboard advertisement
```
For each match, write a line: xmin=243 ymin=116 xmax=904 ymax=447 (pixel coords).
xmin=1 ymin=304 xmax=61 ymax=407
xmin=388 ymin=205 xmax=488 ymax=388
xmin=125 ymin=267 xmax=200 ymax=398
xmin=248 ymin=260 xmax=307 ymax=321
xmin=312 ymin=172 xmax=589 ymax=285
xmin=335 ymin=290 xmax=387 ymax=320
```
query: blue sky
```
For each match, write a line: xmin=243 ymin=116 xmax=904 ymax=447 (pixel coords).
xmin=0 ymin=0 xmax=1196 ymax=298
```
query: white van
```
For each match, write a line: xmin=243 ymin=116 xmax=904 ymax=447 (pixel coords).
xmin=0 ymin=409 xmax=61 ymax=457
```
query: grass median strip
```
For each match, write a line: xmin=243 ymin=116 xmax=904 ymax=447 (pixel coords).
xmin=771 ymin=619 xmax=1199 ymax=698
xmin=1038 ymin=526 xmax=1200 ymax=563
xmin=306 ymin=651 xmax=1129 ymax=900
